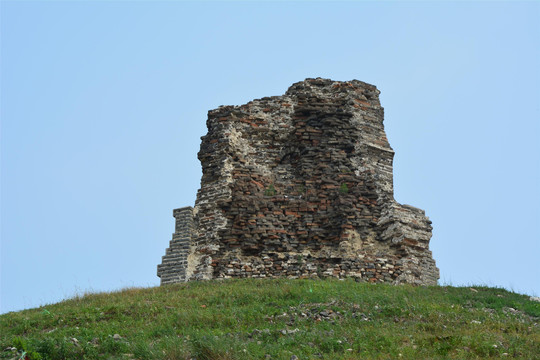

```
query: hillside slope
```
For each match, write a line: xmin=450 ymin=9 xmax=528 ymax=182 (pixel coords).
xmin=1 ymin=279 xmax=539 ymax=359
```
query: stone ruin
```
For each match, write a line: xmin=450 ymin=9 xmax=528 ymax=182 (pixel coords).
xmin=157 ymin=78 xmax=439 ymax=286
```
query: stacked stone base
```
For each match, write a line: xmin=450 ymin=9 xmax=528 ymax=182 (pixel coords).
xmin=157 ymin=202 xmax=439 ymax=286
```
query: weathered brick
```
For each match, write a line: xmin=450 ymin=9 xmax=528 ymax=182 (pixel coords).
xmin=157 ymin=78 xmax=439 ymax=286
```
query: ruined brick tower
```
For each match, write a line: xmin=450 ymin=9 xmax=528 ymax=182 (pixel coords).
xmin=157 ymin=78 xmax=439 ymax=286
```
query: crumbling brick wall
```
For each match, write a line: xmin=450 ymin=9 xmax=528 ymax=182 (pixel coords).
xmin=158 ymin=78 xmax=439 ymax=286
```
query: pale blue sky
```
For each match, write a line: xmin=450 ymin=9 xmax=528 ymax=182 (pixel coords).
xmin=1 ymin=1 xmax=539 ymax=314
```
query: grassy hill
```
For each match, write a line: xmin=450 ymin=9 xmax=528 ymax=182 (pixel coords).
xmin=1 ymin=279 xmax=539 ymax=359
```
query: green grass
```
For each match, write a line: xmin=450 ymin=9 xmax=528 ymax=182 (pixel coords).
xmin=1 ymin=279 xmax=538 ymax=359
